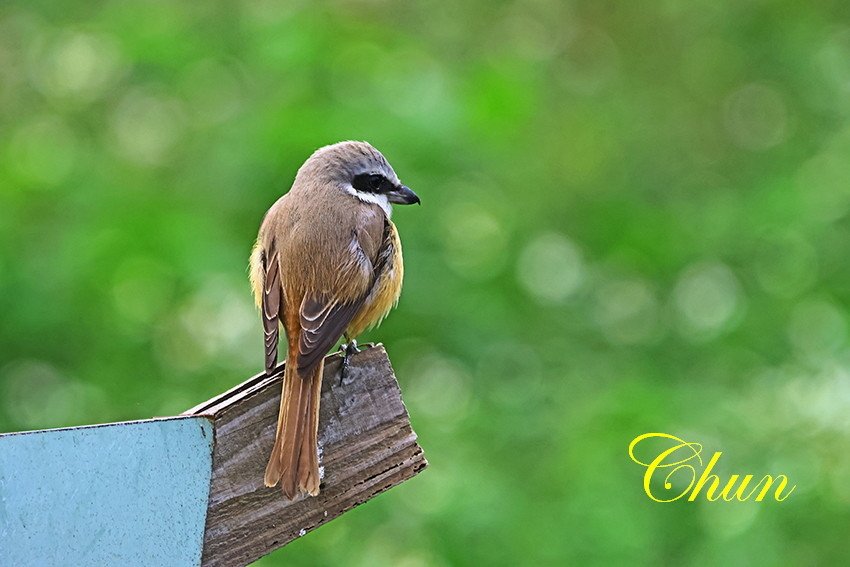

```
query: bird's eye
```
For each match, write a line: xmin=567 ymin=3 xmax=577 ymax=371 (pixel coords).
xmin=368 ymin=174 xmax=384 ymax=191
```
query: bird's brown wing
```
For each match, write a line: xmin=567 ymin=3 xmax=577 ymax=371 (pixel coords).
xmin=262 ymin=240 xmax=282 ymax=373
xmin=296 ymin=297 xmax=365 ymax=375
xmin=295 ymin=215 xmax=392 ymax=376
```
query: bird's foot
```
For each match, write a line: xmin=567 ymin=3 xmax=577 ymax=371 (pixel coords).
xmin=338 ymin=339 xmax=360 ymax=386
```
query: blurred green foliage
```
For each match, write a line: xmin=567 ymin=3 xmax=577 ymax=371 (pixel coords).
xmin=3 ymin=0 xmax=850 ymax=565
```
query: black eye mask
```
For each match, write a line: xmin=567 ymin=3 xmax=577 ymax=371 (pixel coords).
xmin=352 ymin=173 xmax=393 ymax=194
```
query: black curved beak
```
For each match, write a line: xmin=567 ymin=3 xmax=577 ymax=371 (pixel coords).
xmin=387 ymin=184 xmax=420 ymax=205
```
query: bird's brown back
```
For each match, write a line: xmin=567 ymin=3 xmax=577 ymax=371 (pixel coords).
xmin=258 ymin=182 xmax=386 ymax=337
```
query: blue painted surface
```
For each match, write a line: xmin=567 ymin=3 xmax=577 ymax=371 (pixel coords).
xmin=0 ymin=416 xmax=214 ymax=567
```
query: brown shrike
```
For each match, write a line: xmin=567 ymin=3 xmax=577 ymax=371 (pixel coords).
xmin=249 ymin=141 xmax=419 ymax=499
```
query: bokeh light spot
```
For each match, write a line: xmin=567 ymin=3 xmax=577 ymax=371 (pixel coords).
xmin=155 ymin=276 xmax=256 ymax=374
xmin=109 ymin=88 xmax=186 ymax=167
xmin=673 ymin=261 xmax=743 ymax=341
xmin=818 ymin=27 xmax=850 ymax=94
xmin=405 ymin=352 xmax=472 ymax=429
xmin=2 ymin=360 xmax=105 ymax=429
xmin=441 ymin=202 xmax=508 ymax=281
xmin=593 ymin=278 xmax=662 ymax=345
xmin=723 ymin=83 xmax=788 ymax=151
xmin=787 ymin=298 xmax=847 ymax=359
xmin=517 ymin=232 xmax=584 ymax=303
xmin=30 ymin=30 xmax=125 ymax=102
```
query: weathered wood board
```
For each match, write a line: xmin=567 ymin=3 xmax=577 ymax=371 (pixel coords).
xmin=184 ymin=344 xmax=427 ymax=567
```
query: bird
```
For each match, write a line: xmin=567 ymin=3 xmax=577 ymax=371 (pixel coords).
xmin=249 ymin=141 xmax=420 ymax=499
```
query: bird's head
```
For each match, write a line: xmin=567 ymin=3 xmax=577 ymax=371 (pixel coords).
xmin=295 ymin=141 xmax=420 ymax=216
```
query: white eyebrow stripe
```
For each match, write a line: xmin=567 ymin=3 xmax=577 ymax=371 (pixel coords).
xmin=343 ymin=183 xmax=392 ymax=218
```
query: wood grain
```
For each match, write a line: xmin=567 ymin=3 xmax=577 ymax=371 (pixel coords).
xmin=184 ymin=344 xmax=426 ymax=567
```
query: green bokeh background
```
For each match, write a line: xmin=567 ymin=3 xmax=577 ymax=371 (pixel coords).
xmin=3 ymin=1 xmax=850 ymax=565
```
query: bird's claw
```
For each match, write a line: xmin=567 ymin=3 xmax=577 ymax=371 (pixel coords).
xmin=338 ymin=339 xmax=360 ymax=386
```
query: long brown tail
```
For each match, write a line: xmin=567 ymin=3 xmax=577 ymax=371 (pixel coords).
xmin=264 ymin=357 xmax=323 ymax=499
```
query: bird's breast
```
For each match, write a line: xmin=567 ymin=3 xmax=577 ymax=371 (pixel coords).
xmin=346 ymin=220 xmax=404 ymax=338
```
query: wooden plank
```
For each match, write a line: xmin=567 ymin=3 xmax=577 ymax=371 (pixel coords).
xmin=0 ymin=416 xmax=214 ymax=566
xmin=184 ymin=344 xmax=427 ymax=567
